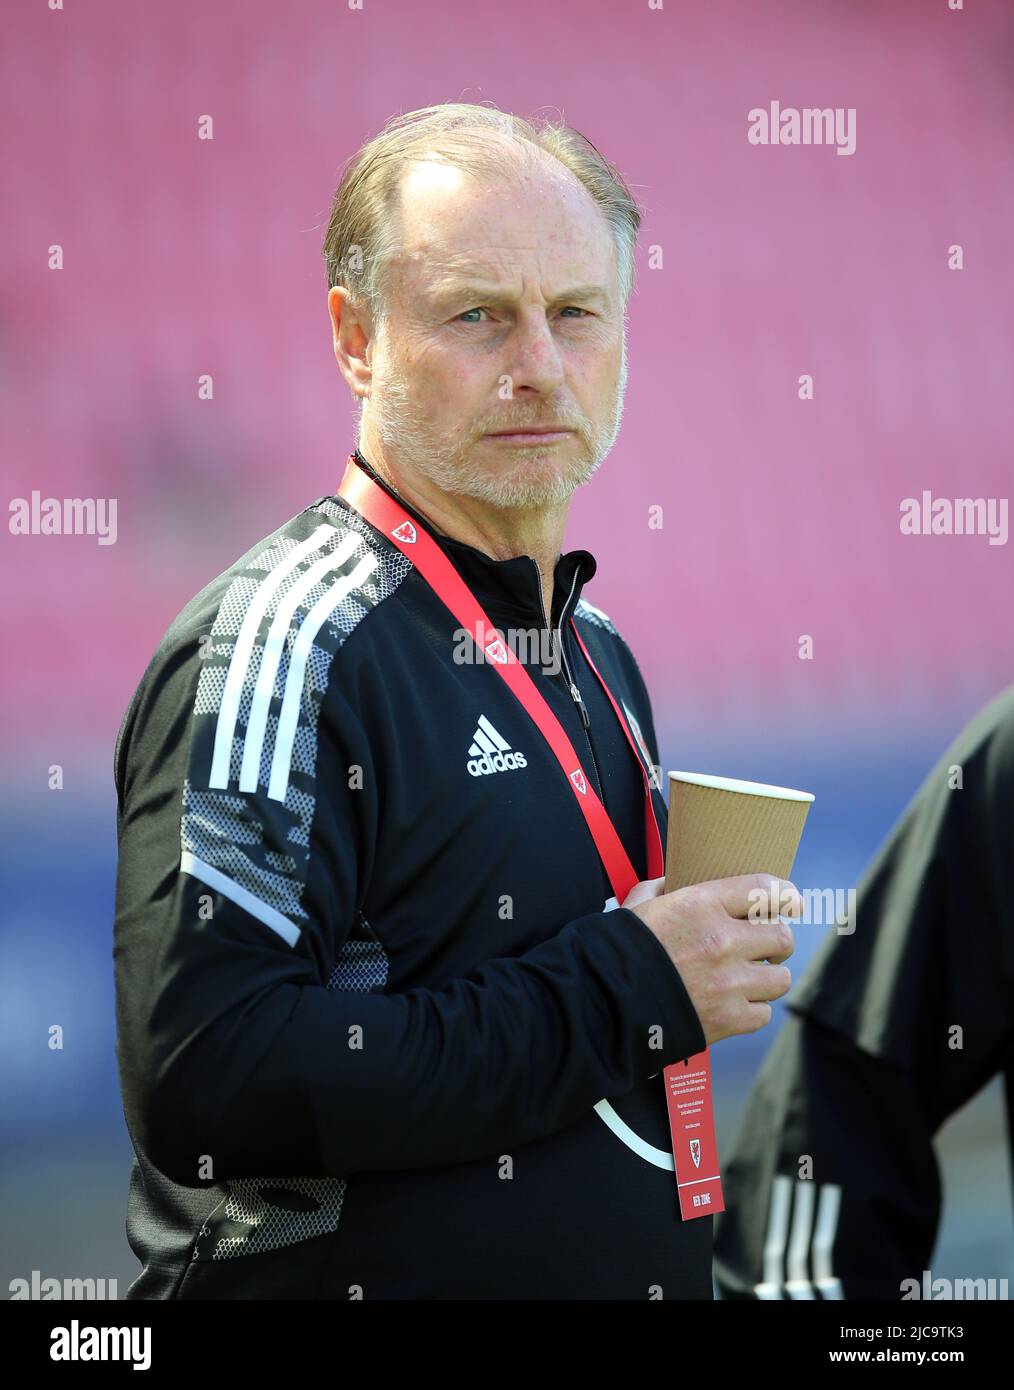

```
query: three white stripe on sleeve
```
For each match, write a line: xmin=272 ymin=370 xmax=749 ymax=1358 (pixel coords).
xmin=753 ymin=1175 xmax=844 ymax=1300
xmin=210 ymin=525 xmax=377 ymax=802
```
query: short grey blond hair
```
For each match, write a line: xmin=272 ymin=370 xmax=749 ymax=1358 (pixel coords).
xmin=322 ymin=102 xmax=642 ymax=328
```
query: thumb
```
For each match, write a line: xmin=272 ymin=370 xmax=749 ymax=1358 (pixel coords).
xmin=621 ymin=876 xmax=666 ymax=910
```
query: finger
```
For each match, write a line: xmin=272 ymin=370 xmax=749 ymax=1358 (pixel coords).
xmin=737 ymin=1001 xmax=774 ymax=1036
xmin=713 ymin=875 xmax=802 ymax=920
xmin=741 ymin=960 xmax=793 ymax=1004
xmin=735 ymin=916 xmax=795 ymax=964
xmin=622 ymin=876 xmax=666 ymax=909
xmin=755 ymin=917 xmax=796 ymax=965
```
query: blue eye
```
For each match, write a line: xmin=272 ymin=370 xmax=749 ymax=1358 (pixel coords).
xmin=455 ymin=305 xmax=589 ymax=323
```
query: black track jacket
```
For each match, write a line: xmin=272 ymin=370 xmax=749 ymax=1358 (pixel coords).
xmin=713 ymin=686 xmax=1014 ymax=1300
xmin=112 ymin=449 xmax=713 ymax=1300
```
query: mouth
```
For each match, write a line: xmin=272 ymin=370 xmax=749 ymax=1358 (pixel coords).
xmin=484 ymin=428 xmax=574 ymax=444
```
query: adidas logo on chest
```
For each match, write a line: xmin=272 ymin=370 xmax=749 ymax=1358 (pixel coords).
xmin=466 ymin=714 xmax=528 ymax=778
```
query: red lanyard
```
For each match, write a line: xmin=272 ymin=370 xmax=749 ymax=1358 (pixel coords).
xmin=337 ymin=455 xmax=664 ymax=899
xmin=337 ymin=455 xmax=724 ymax=1219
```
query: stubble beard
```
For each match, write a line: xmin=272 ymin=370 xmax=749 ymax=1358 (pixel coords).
xmin=365 ymin=334 xmax=628 ymax=510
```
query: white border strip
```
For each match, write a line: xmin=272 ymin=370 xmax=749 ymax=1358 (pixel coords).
xmin=180 ymin=850 xmax=300 ymax=947
xmin=267 ymin=553 xmax=378 ymax=801
xmin=210 ymin=524 xmax=339 ymax=789
xmin=596 ymin=891 xmax=677 ymax=1170
xmin=785 ymin=1179 xmax=818 ymax=1299
xmin=812 ymin=1182 xmax=844 ymax=1300
xmin=239 ymin=534 xmax=362 ymax=793
xmin=668 ymin=770 xmax=814 ymax=802
xmin=593 ymin=1100 xmax=675 ymax=1170
xmin=754 ymin=1174 xmax=792 ymax=1299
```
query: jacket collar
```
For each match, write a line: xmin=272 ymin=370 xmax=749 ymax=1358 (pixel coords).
xmin=342 ymin=449 xmax=598 ymax=631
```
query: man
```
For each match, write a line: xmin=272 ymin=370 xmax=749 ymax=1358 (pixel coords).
xmin=113 ymin=102 xmax=797 ymax=1300
xmin=713 ymin=686 xmax=1014 ymax=1300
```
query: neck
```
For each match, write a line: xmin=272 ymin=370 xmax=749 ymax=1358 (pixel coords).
xmin=356 ymin=443 xmax=569 ymax=623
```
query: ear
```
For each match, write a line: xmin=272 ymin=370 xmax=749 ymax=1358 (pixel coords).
xmin=328 ymin=286 xmax=373 ymax=401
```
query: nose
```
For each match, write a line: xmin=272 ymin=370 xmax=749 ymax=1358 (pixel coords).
xmin=505 ymin=310 xmax=566 ymax=396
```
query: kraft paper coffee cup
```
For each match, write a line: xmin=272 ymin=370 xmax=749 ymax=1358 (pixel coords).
xmin=664 ymin=771 xmax=814 ymax=893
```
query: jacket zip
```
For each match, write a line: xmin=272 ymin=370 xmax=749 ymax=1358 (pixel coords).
xmin=530 ymin=560 xmax=609 ymax=809
xmin=533 ymin=561 xmax=591 ymax=729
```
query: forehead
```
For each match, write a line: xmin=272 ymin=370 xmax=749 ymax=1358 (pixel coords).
xmin=388 ymin=153 xmax=617 ymax=292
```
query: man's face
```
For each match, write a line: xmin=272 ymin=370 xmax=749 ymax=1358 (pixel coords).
xmin=363 ymin=152 xmax=628 ymax=509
